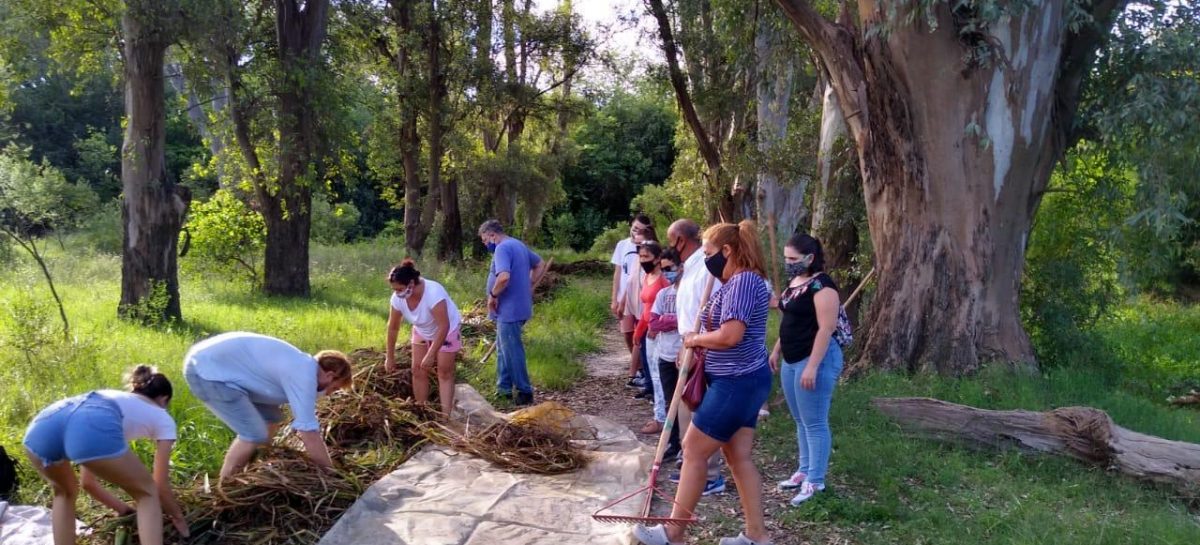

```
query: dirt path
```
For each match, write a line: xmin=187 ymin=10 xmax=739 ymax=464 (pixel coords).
xmin=542 ymin=321 xmax=851 ymax=545
xmin=542 ymin=326 xmax=658 ymax=444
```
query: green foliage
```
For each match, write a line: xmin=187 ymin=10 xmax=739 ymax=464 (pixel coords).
xmin=73 ymin=200 xmax=123 ymax=255
xmin=310 ymin=199 xmax=362 ymax=245
xmin=588 ymin=223 xmax=628 ymax=256
xmin=181 ymin=190 xmax=265 ymax=285
xmin=0 ymin=146 xmax=98 ymax=235
xmin=1022 ymin=146 xmax=1133 ymax=367
xmin=1098 ymin=299 xmax=1200 ymax=400
xmin=558 ymin=89 xmax=677 ymax=243
xmin=1083 ymin=2 xmax=1200 ymax=295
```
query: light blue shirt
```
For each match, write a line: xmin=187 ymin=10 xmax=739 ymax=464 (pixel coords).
xmin=184 ymin=332 xmax=323 ymax=432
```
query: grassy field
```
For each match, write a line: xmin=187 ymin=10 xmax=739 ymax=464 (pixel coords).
xmin=2 ymin=238 xmax=1198 ymax=543
xmin=0 ymin=237 xmax=606 ymax=487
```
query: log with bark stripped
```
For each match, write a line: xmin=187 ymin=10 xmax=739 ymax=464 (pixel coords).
xmin=873 ymin=397 xmax=1200 ymax=490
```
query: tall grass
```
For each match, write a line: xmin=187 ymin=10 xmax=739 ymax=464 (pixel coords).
xmin=0 ymin=237 xmax=606 ymax=483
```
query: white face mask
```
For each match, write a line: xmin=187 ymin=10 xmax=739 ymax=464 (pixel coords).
xmin=395 ymin=285 xmax=413 ymax=299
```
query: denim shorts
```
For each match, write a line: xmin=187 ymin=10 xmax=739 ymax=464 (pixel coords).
xmin=23 ymin=392 xmax=128 ymax=467
xmin=185 ymin=366 xmax=283 ymax=443
xmin=692 ymin=365 xmax=773 ymax=443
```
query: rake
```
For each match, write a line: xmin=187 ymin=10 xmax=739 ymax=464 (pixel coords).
xmin=593 ymin=275 xmax=714 ymax=527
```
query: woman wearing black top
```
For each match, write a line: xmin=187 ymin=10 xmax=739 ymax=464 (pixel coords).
xmin=768 ymin=234 xmax=843 ymax=506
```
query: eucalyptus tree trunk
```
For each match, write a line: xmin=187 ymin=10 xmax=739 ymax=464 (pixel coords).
xmin=119 ymin=3 xmax=190 ymax=321
xmin=774 ymin=0 xmax=1127 ymax=373
xmin=261 ymin=0 xmax=331 ymax=296
xmin=754 ymin=16 xmax=806 ymax=281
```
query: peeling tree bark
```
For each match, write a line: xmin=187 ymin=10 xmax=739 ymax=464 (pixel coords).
xmin=754 ymin=17 xmax=807 ymax=267
xmin=119 ymin=5 xmax=190 ymax=322
xmin=810 ymin=80 xmax=865 ymax=321
xmin=774 ymin=0 xmax=1128 ymax=373
xmin=874 ymin=397 xmax=1200 ymax=490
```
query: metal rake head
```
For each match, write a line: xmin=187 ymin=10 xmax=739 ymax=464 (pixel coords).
xmin=592 ymin=484 xmax=698 ymax=527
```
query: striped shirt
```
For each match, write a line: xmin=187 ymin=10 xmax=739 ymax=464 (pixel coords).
xmin=701 ymin=271 xmax=770 ymax=376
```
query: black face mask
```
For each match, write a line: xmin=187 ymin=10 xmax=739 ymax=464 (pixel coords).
xmin=704 ymin=251 xmax=727 ymax=279
xmin=640 ymin=261 xmax=656 ymax=274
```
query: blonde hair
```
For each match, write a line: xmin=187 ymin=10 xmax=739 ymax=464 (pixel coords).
xmin=702 ymin=220 xmax=767 ymax=278
xmin=315 ymin=350 xmax=354 ymax=386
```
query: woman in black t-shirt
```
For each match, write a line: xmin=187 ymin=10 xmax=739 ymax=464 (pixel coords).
xmin=768 ymin=234 xmax=844 ymax=506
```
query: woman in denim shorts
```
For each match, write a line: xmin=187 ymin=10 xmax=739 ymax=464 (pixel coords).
xmin=634 ymin=221 xmax=775 ymax=545
xmin=22 ymin=365 xmax=189 ymax=545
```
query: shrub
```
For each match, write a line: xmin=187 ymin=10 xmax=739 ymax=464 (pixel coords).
xmin=311 ymin=199 xmax=361 ymax=245
xmin=181 ymin=190 xmax=265 ymax=285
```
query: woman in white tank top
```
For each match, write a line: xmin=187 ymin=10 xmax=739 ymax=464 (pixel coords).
xmin=22 ymin=365 xmax=189 ymax=545
xmin=384 ymin=259 xmax=463 ymax=417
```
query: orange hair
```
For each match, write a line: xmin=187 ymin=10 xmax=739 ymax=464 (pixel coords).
xmin=315 ymin=350 xmax=354 ymax=387
xmin=703 ymin=220 xmax=768 ymax=278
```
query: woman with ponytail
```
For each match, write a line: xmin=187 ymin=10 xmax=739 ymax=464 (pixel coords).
xmin=22 ymin=365 xmax=189 ymax=545
xmin=384 ymin=258 xmax=464 ymax=417
xmin=635 ymin=220 xmax=774 ymax=545
xmin=769 ymin=234 xmax=843 ymax=505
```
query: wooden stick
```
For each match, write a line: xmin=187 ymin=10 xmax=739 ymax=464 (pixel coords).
xmin=766 ymin=214 xmax=781 ymax=297
xmin=845 ymin=267 xmax=875 ymax=306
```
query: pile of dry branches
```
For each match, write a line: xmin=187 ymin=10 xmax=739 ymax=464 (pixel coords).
xmin=85 ymin=344 xmax=589 ymax=545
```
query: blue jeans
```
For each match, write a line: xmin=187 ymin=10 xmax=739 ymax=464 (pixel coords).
xmin=781 ymin=342 xmax=843 ymax=486
xmin=496 ymin=320 xmax=532 ymax=395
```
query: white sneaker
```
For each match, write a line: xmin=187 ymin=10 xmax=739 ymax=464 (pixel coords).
xmin=719 ymin=532 xmax=773 ymax=545
xmin=789 ymin=481 xmax=825 ymax=505
xmin=632 ymin=523 xmax=685 ymax=545
xmin=776 ymin=471 xmax=806 ymax=490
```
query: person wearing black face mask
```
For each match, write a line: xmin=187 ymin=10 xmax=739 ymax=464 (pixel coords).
xmin=768 ymin=233 xmax=842 ymax=507
xmin=631 ymin=241 xmax=669 ymax=434
xmin=635 ymin=221 xmax=773 ymax=545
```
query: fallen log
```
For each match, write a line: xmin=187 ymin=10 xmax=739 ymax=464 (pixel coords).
xmin=1168 ymin=390 xmax=1200 ymax=407
xmin=872 ymin=397 xmax=1200 ymax=491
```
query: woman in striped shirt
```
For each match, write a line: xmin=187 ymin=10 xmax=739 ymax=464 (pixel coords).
xmin=634 ymin=220 xmax=774 ymax=545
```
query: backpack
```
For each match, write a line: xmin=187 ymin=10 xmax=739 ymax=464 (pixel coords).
xmin=833 ymin=305 xmax=854 ymax=347
xmin=784 ymin=274 xmax=854 ymax=348
xmin=0 ymin=445 xmax=18 ymax=501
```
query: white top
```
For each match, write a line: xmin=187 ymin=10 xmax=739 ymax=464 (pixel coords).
xmin=610 ymin=238 xmax=639 ymax=301
xmin=95 ymin=390 xmax=177 ymax=442
xmin=390 ymin=279 xmax=462 ymax=339
xmin=183 ymin=332 xmax=323 ymax=432
xmin=676 ymin=249 xmax=723 ymax=335
xmin=652 ymin=286 xmax=682 ymax=362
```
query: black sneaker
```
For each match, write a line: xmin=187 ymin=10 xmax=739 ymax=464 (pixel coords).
xmin=662 ymin=444 xmax=681 ymax=464
xmin=633 ymin=390 xmax=653 ymax=400
xmin=514 ymin=391 xmax=534 ymax=406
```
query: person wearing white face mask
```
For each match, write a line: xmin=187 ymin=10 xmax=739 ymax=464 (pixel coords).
xmin=768 ymin=233 xmax=844 ymax=505
xmin=183 ymin=332 xmax=353 ymax=479
xmin=383 ymin=258 xmax=463 ymax=417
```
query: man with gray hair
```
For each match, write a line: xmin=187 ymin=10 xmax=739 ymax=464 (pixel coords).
xmin=479 ymin=219 xmax=546 ymax=406
xmin=666 ymin=218 xmax=726 ymax=495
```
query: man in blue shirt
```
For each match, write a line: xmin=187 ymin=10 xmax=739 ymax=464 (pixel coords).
xmin=479 ymin=219 xmax=546 ymax=406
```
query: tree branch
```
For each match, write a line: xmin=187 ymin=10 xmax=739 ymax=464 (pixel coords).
xmin=772 ymin=0 xmax=868 ymax=140
xmin=646 ymin=0 xmax=721 ymax=173
xmin=1057 ymin=0 xmax=1130 ymax=151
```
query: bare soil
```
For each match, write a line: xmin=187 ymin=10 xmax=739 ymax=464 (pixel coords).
xmin=542 ymin=324 xmax=856 ymax=545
